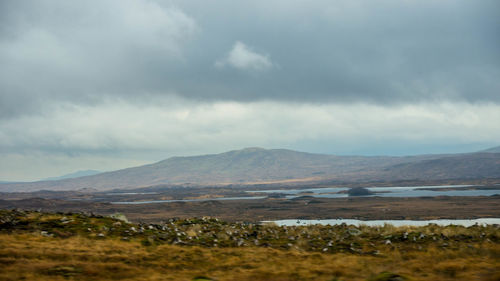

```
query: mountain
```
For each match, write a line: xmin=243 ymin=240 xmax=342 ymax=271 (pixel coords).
xmin=376 ymin=152 xmax=500 ymax=180
xmin=0 ymin=147 xmax=499 ymax=192
xmin=481 ymin=146 xmax=500 ymax=153
xmin=41 ymin=170 xmax=102 ymax=181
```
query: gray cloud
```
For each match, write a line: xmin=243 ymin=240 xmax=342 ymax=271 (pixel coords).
xmin=1 ymin=0 xmax=500 ymax=180
xmin=1 ymin=99 xmax=499 ymax=180
xmin=0 ymin=0 xmax=198 ymax=118
xmin=1 ymin=0 xmax=499 ymax=119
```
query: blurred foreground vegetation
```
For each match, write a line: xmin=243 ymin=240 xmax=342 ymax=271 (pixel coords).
xmin=0 ymin=209 xmax=499 ymax=280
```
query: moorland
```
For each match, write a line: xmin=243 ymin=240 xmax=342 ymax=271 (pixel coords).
xmin=1 ymin=209 xmax=499 ymax=281
xmin=1 ymin=147 xmax=499 ymax=280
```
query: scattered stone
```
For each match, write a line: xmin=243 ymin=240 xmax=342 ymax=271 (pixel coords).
xmin=347 ymin=228 xmax=362 ymax=236
xmin=109 ymin=213 xmax=129 ymax=223
xmin=1 ymin=210 xmax=497 ymax=256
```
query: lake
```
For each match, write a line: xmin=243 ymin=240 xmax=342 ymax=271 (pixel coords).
xmin=247 ymin=185 xmax=500 ymax=198
xmin=110 ymin=184 xmax=499 ymax=204
xmin=268 ymin=218 xmax=500 ymax=227
xmin=111 ymin=196 xmax=267 ymax=204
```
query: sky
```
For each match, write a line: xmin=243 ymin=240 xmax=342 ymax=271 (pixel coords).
xmin=1 ymin=0 xmax=499 ymax=181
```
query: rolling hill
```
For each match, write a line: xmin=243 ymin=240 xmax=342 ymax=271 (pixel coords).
xmin=41 ymin=170 xmax=102 ymax=181
xmin=1 ymin=147 xmax=499 ymax=192
xmin=482 ymin=146 xmax=500 ymax=153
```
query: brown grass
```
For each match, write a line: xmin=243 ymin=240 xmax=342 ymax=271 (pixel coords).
xmin=0 ymin=233 xmax=498 ymax=281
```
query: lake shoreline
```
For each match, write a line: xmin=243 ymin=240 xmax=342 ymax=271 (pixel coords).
xmin=1 ymin=195 xmax=499 ymax=223
xmin=266 ymin=218 xmax=500 ymax=227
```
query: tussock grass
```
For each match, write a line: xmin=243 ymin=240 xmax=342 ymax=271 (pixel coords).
xmin=0 ymin=210 xmax=498 ymax=280
xmin=0 ymin=234 xmax=498 ymax=281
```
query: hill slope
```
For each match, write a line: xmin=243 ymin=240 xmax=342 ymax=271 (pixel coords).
xmin=42 ymin=170 xmax=102 ymax=181
xmin=377 ymin=152 xmax=500 ymax=180
xmin=481 ymin=145 xmax=500 ymax=153
xmin=1 ymin=147 xmax=499 ymax=192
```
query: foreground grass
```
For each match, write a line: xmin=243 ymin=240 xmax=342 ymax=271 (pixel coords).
xmin=0 ymin=210 xmax=499 ymax=280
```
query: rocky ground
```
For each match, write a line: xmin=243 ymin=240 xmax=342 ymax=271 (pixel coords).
xmin=0 ymin=210 xmax=499 ymax=280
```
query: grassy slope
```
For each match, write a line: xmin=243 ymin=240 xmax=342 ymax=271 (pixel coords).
xmin=0 ymin=148 xmax=445 ymax=191
xmin=0 ymin=210 xmax=499 ymax=281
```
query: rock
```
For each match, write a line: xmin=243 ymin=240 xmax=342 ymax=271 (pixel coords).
xmin=109 ymin=213 xmax=129 ymax=223
xmin=347 ymin=228 xmax=362 ymax=236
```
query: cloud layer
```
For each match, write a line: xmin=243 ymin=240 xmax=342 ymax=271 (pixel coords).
xmin=1 ymin=0 xmax=499 ymax=180
xmin=1 ymin=0 xmax=499 ymax=118
xmin=2 ymin=99 xmax=499 ymax=180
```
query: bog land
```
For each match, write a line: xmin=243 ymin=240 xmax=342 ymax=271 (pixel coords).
xmin=1 ymin=183 xmax=499 ymax=280
xmin=1 ymin=209 xmax=499 ymax=281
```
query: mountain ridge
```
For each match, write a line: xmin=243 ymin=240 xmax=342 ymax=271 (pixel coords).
xmin=1 ymin=147 xmax=499 ymax=192
xmin=481 ymin=146 xmax=500 ymax=153
xmin=41 ymin=170 xmax=102 ymax=181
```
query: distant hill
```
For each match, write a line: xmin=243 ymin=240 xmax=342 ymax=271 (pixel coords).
xmin=1 ymin=147 xmax=499 ymax=192
xmin=376 ymin=153 xmax=500 ymax=180
xmin=41 ymin=170 xmax=102 ymax=181
xmin=481 ymin=146 xmax=500 ymax=153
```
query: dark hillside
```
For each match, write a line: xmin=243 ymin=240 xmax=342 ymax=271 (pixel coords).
xmin=1 ymin=148 xmax=499 ymax=192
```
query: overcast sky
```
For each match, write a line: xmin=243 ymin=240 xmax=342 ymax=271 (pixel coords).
xmin=1 ymin=0 xmax=499 ymax=181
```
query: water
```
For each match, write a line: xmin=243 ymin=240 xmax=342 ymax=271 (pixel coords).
xmin=247 ymin=187 xmax=350 ymax=194
xmin=106 ymin=192 xmax=158 ymax=195
xmin=111 ymin=196 xmax=267 ymax=205
xmin=269 ymin=218 xmax=500 ymax=227
xmin=111 ymin=185 xmax=499 ymax=204
xmin=247 ymin=185 xmax=500 ymax=199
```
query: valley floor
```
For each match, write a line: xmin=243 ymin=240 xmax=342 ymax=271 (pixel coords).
xmin=1 ymin=195 xmax=499 ymax=223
